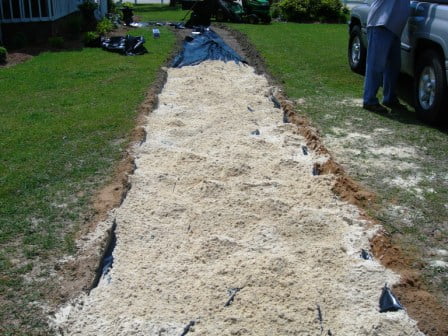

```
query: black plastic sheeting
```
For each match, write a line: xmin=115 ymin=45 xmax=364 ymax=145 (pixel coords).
xmin=91 ymin=220 xmax=117 ymax=289
xmin=224 ymin=287 xmax=243 ymax=307
xmin=360 ymin=249 xmax=373 ymax=260
xmin=172 ymin=29 xmax=245 ymax=68
xmin=101 ymin=35 xmax=148 ymax=56
xmin=379 ymin=284 xmax=404 ymax=313
xmin=180 ymin=321 xmax=196 ymax=336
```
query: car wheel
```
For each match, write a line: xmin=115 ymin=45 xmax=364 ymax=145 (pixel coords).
xmin=414 ymin=49 xmax=447 ymax=124
xmin=348 ymin=25 xmax=366 ymax=75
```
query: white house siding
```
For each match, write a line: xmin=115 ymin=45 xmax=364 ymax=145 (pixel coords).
xmin=51 ymin=0 xmax=83 ymax=20
xmin=95 ymin=0 xmax=107 ymax=20
xmin=0 ymin=0 xmax=106 ymax=23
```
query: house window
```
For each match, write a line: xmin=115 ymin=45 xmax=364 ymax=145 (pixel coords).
xmin=0 ymin=0 xmax=50 ymax=20
xmin=1 ymin=0 xmax=13 ymax=19
xmin=31 ymin=0 xmax=50 ymax=18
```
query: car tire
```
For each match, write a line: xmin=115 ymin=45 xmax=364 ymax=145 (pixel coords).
xmin=348 ymin=25 xmax=366 ymax=75
xmin=414 ymin=49 xmax=447 ymax=124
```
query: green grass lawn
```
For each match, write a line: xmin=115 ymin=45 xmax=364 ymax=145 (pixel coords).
xmin=231 ymin=22 xmax=448 ymax=300
xmin=0 ymin=26 xmax=175 ymax=334
xmin=132 ymin=3 xmax=188 ymax=22
xmin=1 ymin=3 xmax=446 ymax=332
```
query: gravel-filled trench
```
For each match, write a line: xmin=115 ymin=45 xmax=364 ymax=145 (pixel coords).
xmin=53 ymin=60 xmax=424 ymax=335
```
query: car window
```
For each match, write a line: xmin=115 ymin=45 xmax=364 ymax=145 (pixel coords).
xmin=417 ymin=0 xmax=448 ymax=3
xmin=413 ymin=0 xmax=448 ymax=3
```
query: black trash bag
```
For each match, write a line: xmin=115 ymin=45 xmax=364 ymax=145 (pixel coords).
xmin=101 ymin=35 xmax=148 ymax=56
xmin=172 ymin=29 xmax=245 ymax=68
xmin=379 ymin=284 xmax=404 ymax=313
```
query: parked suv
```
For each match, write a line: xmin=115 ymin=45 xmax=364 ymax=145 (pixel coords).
xmin=348 ymin=0 xmax=448 ymax=123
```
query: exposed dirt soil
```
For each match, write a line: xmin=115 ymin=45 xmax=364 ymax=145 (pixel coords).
xmin=45 ymin=24 xmax=448 ymax=336
xmin=0 ymin=52 xmax=34 ymax=67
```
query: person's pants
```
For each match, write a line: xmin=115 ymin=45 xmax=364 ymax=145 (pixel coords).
xmin=363 ymin=26 xmax=401 ymax=105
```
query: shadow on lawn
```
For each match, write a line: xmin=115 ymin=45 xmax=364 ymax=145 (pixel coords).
xmin=378 ymin=74 xmax=448 ymax=132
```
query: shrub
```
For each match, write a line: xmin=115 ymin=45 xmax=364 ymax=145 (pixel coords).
xmin=96 ymin=18 xmax=114 ymax=36
xmin=270 ymin=1 xmax=283 ymax=19
xmin=48 ymin=36 xmax=65 ymax=48
xmin=78 ymin=0 xmax=98 ymax=11
xmin=108 ymin=0 xmax=117 ymax=13
xmin=84 ymin=31 xmax=100 ymax=47
xmin=314 ymin=0 xmax=343 ymax=22
xmin=278 ymin=0 xmax=311 ymax=22
xmin=79 ymin=0 xmax=98 ymax=30
xmin=122 ymin=2 xmax=134 ymax=8
xmin=277 ymin=0 xmax=346 ymax=23
xmin=0 ymin=47 xmax=7 ymax=64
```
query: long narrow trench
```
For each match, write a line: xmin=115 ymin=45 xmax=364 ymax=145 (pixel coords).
xmin=55 ymin=60 xmax=422 ymax=335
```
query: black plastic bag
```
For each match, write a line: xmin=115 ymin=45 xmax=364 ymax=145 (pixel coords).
xmin=101 ymin=35 xmax=148 ymax=56
xmin=379 ymin=284 xmax=404 ymax=312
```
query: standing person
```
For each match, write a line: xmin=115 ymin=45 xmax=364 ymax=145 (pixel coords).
xmin=362 ymin=0 xmax=410 ymax=113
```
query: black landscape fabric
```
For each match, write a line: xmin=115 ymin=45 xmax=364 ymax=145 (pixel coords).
xmin=101 ymin=35 xmax=148 ymax=56
xmin=172 ymin=29 xmax=245 ymax=68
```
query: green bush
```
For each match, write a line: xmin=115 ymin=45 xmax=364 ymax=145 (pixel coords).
xmin=108 ymin=0 xmax=117 ymax=13
xmin=84 ymin=31 xmax=100 ymax=47
xmin=78 ymin=0 xmax=98 ymax=11
xmin=122 ymin=2 xmax=134 ymax=8
xmin=79 ymin=0 xmax=98 ymax=30
xmin=0 ymin=47 xmax=7 ymax=64
xmin=314 ymin=0 xmax=343 ymax=22
xmin=277 ymin=0 xmax=346 ymax=22
xmin=278 ymin=0 xmax=311 ymax=22
xmin=270 ymin=1 xmax=282 ymax=19
xmin=48 ymin=36 xmax=65 ymax=48
xmin=96 ymin=18 xmax=114 ymax=36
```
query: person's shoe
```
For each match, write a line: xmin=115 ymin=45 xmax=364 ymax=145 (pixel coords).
xmin=362 ymin=103 xmax=388 ymax=113
xmin=383 ymin=100 xmax=407 ymax=110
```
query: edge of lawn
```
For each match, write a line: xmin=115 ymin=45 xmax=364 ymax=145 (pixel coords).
xmin=52 ymin=25 xmax=184 ymax=309
xmin=0 ymin=25 xmax=181 ymax=335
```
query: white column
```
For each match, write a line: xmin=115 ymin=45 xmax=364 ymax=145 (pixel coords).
xmin=28 ymin=0 xmax=33 ymax=17
xmin=8 ymin=0 xmax=13 ymax=19
xmin=18 ymin=0 xmax=24 ymax=19
xmin=48 ymin=0 xmax=54 ymax=18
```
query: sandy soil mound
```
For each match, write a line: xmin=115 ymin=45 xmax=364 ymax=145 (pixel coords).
xmin=53 ymin=61 xmax=423 ymax=335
